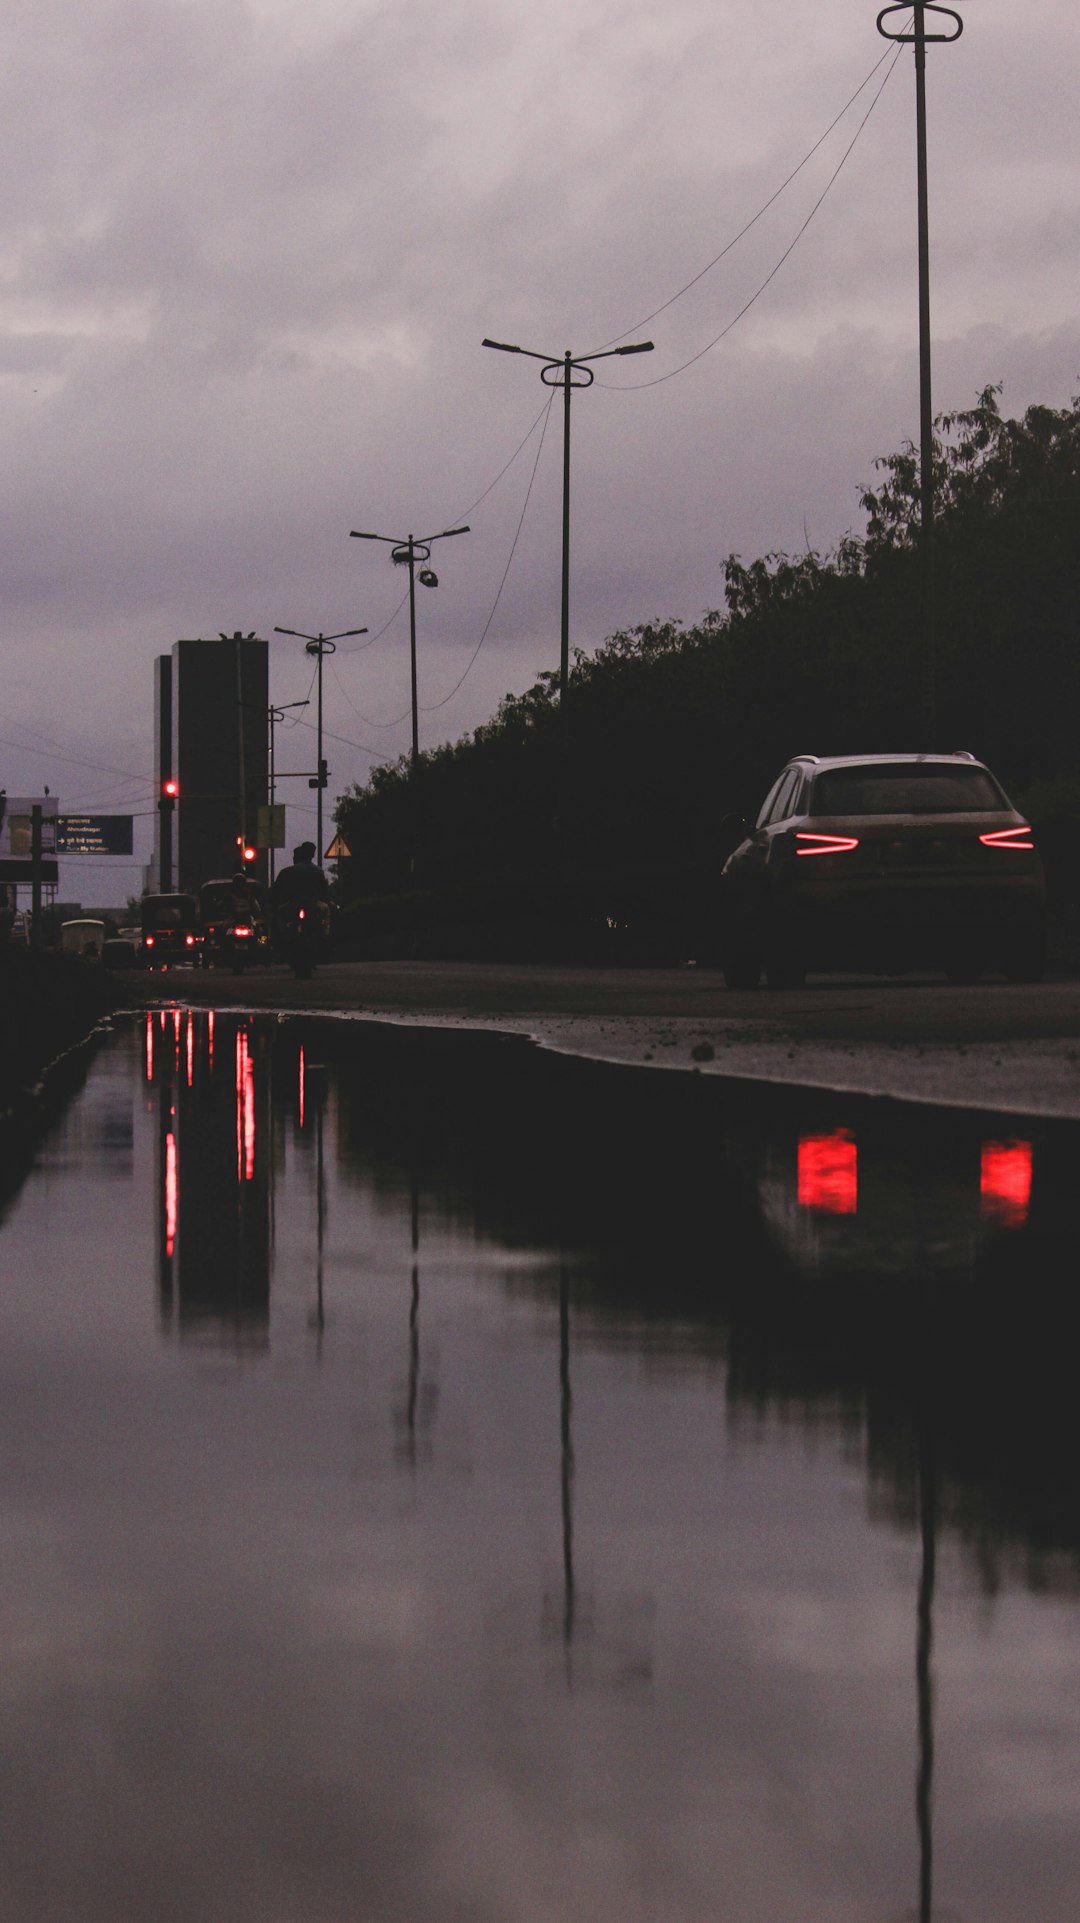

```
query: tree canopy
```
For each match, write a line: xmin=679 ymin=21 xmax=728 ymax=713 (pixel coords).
xmin=336 ymin=387 xmax=1080 ymax=939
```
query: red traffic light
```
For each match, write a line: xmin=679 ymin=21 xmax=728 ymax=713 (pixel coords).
xmin=162 ymin=779 xmax=179 ymax=798
xmin=241 ymin=846 xmax=257 ymax=863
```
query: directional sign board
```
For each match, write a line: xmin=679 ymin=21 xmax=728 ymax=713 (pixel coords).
xmin=54 ymin=815 xmax=134 ymax=856
xmin=257 ymin=804 xmax=286 ymax=849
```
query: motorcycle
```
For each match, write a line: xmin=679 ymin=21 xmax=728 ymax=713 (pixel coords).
xmin=273 ymin=900 xmax=329 ymax=980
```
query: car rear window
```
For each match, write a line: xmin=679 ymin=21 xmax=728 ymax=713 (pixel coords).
xmin=811 ymin=765 xmax=1004 ymax=815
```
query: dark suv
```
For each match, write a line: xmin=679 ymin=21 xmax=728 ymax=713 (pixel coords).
xmin=720 ymin=753 xmax=1045 ymax=988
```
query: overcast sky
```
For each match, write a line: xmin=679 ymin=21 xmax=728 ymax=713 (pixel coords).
xmin=4 ymin=0 xmax=1079 ymax=900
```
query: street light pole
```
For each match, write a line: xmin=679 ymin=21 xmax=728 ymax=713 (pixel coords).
xmin=268 ymin=699 xmax=309 ymax=884
xmin=482 ymin=336 xmax=653 ymax=823
xmin=349 ymin=523 xmax=470 ymax=874
xmin=876 ymin=2 xmax=964 ymax=744
xmin=273 ymin=627 xmax=367 ymax=865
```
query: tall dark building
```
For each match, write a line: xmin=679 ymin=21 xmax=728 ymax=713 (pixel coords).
xmin=153 ymin=634 xmax=268 ymax=892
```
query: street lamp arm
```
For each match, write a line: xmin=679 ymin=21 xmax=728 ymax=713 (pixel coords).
xmin=422 ymin=524 xmax=470 ymax=544
xmin=483 ymin=338 xmax=564 ymax=365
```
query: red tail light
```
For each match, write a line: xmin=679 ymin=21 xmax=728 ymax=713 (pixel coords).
xmin=979 ymin=825 xmax=1034 ymax=850
xmin=145 ymin=934 xmax=155 ymax=948
xmin=298 ymin=908 xmax=306 ymax=921
xmin=795 ymin=833 xmax=860 ymax=856
xmin=234 ymin=925 xmax=252 ymax=938
xmin=185 ymin=933 xmax=195 ymax=946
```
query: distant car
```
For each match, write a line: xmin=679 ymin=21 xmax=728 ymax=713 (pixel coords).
xmin=139 ymin=892 xmax=200 ymax=969
xmin=102 ymin=936 xmax=139 ymax=970
xmin=720 ymin=752 xmax=1046 ymax=988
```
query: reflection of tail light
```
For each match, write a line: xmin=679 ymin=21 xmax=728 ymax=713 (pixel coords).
xmin=798 ymin=1129 xmax=857 ymax=1214
xmin=980 ymin=1140 xmax=1032 ymax=1228
xmin=165 ymin=1130 xmax=178 ymax=1257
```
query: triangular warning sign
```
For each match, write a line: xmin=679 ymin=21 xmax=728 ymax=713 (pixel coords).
xmin=324 ymin=834 xmax=351 ymax=859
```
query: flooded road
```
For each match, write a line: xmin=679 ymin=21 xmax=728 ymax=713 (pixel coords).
xmin=2 ymin=1009 xmax=1079 ymax=1923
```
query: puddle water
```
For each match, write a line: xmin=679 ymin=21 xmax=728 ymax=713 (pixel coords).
xmin=2 ymin=1009 xmax=1079 ymax=1923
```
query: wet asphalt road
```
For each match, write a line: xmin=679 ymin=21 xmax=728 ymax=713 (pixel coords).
xmin=127 ymin=960 xmax=1080 ymax=1118
xmin=134 ymin=957 xmax=1080 ymax=1040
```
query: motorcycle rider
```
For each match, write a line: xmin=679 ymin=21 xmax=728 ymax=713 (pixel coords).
xmin=270 ymin=842 xmax=331 ymax=968
xmin=270 ymin=841 xmax=330 ymax=909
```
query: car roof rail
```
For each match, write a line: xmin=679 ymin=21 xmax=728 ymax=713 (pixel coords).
xmin=950 ymin=749 xmax=977 ymax=760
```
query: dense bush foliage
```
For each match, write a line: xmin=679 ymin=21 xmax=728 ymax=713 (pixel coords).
xmin=335 ymin=387 xmax=1080 ymax=952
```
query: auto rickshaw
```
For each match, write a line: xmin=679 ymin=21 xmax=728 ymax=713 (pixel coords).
xmin=197 ymin=876 xmax=269 ymax=972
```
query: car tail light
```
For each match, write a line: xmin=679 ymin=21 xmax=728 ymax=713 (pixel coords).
xmin=795 ymin=833 xmax=860 ymax=856
xmin=145 ymin=934 xmax=155 ymax=947
xmin=234 ymin=925 xmax=252 ymax=937
xmin=185 ymin=933 xmax=195 ymax=946
xmin=979 ymin=825 xmax=1034 ymax=850
xmin=298 ymin=908 xmax=306 ymax=921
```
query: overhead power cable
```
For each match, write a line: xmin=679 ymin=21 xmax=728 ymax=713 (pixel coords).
xmin=602 ymin=44 xmax=904 ymax=391
xmin=598 ymin=40 xmax=902 ymax=353
xmin=422 ymin=390 xmax=556 ymax=714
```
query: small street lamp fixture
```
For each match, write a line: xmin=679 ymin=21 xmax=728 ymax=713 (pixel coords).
xmin=482 ymin=335 xmax=653 ymax=823
xmin=273 ymin=627 xmax=368 ymax=865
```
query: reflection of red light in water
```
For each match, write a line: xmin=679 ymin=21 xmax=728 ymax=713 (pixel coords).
xmin=981 ymin=1140 xmax=1032 ymax=1228
xmin=186 ymin=1015 xmax=194 ymax=1087
xmin=298 ymin=1046 xmax=305 ymax=1129
xmin=172 ymin=1009 xmax=181 ymax=1046
xmin=145 ymin=1014 xmax=154 ymax=1082
xmin=208 ymin=1009 xmax=214 ymax=1068
xmin=798 ymin=1130 xmax=858 ymax=1214
xmin=165 ymin=1130 xmax=178 ymax=1256
xmin=235 ymin=1030 xmax=256 ymax=1181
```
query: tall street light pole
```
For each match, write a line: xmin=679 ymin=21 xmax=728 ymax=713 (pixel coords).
xmin=349 ymin=524 xmax=470 ymax=874
xmin=876 ymin=2 xmax=964 ymax=745
xmin=273 ymin=627 xmax=367 ymax=865
xmin=482 ymin=336 xmax=653 ymax=826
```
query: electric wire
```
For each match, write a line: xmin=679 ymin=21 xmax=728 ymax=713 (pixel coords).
xmin=421 ymin=390 xmax=556 ymax=714
xmin=447 ymin=398 xmax=554 ymax=525
xmin=601 ymin=45 xmax=904 ymax=391
xmin=596 ymin=41 xmax=902 ymax=352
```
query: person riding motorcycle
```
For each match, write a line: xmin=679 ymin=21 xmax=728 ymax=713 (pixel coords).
xmin=270 ymin=843 xmax=331 ymax=973
xmin=271 ymin=842 xmax=330 ymax=909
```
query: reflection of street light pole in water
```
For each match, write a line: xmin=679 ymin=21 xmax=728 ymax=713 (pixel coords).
xmin=914 ymin=1431 xmax=937 ymax=1923
xmin=559 ymin=1265 xmax=576 ymax=1658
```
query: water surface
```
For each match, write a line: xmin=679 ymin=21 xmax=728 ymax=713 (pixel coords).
xmin=2 ymin=1010 xmax=1078 ymax=1922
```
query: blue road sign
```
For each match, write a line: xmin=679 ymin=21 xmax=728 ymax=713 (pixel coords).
xmin=55 ymin=815 xmax=134 ymax=856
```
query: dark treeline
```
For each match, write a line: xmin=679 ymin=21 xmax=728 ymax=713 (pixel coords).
xmin=336 ymin=387 xmax=1080 ymax=957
